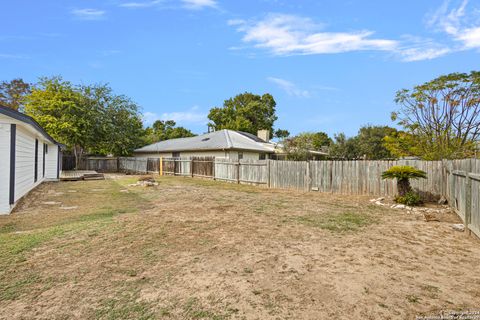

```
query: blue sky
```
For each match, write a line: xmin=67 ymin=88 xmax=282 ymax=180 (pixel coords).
xmin=1 ymin=0 xmax=479 ymax=137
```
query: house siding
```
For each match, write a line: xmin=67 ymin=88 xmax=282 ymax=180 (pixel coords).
xmin=45 ymin=143 xmax=59 ymax=180
xmin=0 ymin=123 xmax=11 ymax=214
xmin=0 ymin=112 xmax=60 ymax=215
xmin=14 ymin=126 xmax=45 ymax=202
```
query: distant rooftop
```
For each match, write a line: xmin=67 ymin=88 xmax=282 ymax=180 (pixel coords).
xmin=134 ymin=129 xmax=274 ymax=153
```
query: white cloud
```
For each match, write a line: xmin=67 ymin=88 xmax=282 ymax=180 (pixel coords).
xmin=0 ymin=53 xmax=29 ymax=59
xmin=427 ymin=0 xmax=480 ymax=49
xmin=71 ymin=8 xmax=106 ymax=20
xmin=119 ymin=0 xmax=164 ymax=8
xmin=143 ymin=107 xmax=207 ymax=126
xmin=267 ymin=77 xmax=310 ymax=98
xmin=119 ymin=0 xmax=217 ymax=10
xmin=181 ymin=0 xmax=217 ymax=10
xmin=229 ymin=14 xmax=398 ymax=56
xmin=396 ymin=36 xmax=452 ymax=62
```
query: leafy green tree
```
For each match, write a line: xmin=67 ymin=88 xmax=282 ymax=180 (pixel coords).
xmin=392 ymin=71 xmax=480 ymax=160
xmin=274 ymin=129 xmax=290 ymax=139
xmin=145 ymin=120 xmax=195 ymax=143
xmin=80 ymin=83 xmax=145 ymax=156
xmin=382 ymin=165 xmax=427 ymax=197
xmin=0 ymin=78 xmax=31 ymax=111
xmin=284 ymin=132 xmax=332 ymax=160
xmin=329 ymin=133 xmax=359 ymax=159
xmin=355 ymin=125 xmax=397 ymax=159
xmin=25 ymin=76 xmax=145 ymax=165
xmin=208 ymin=92 xmax=279 ymax=137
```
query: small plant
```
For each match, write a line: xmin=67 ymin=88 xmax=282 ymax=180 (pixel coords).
xmin=381 ymin=165 xmax=427 ymax=197
xmin=395 ymin=191 xmax=422 ymax=206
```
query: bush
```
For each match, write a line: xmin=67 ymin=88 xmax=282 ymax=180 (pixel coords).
xmin=395 ymin=191 xmax=422 ymax=206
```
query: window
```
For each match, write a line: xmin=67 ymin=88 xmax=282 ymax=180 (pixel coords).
xmin=238 ymin=152 xmax=243 ymax=160
xmin=172 ymin=152 xmax=180 ymax=158
xmin=259 ymin=153 xmax=266 ymax=160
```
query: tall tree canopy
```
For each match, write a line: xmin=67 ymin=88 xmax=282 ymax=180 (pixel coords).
xmin=0 ymin=78 xmax=31 ymax=111
xmin=284 ymin=131 xmax=332 ymax=160
xmin=144 ymin=120 xmax=195 ymax=144
xmin=25 ymin=76 xmax=145 ymax=163
xmin=329 ymin=125 xmax=397 ymax=159
xmin=391 ymin=71 xmax=480 ymax=160
xmin=208 ymin=92 xmax=280 ymax=138
xmin=355 ymin=125 xmax=397 ymax=159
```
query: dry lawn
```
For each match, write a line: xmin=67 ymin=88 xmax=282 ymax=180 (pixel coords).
xmin=0 ymin=175 xmax=479 ymax=320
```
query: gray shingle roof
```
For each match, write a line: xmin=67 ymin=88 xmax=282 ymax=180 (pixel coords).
xmin=135 ymin=129 xmax=274 ymax=153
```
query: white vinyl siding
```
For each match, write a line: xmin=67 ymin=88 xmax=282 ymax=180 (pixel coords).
xmin=45 ymin=143 xmax=59 ymax=180
xmin=0 ymin=123 xmax=11 ymax=214
xmin=14 ymin=127 xmax=44 ymax=202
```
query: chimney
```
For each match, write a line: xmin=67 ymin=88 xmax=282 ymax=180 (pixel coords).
xmin=257 ymin=129 xmax=270 ymax=142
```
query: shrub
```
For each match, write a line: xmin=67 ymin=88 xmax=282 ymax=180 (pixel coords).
xmin=395 ymin=191 xmax=422 ymax=206
xmin=381 ymin=165 xmax=427 ymax=196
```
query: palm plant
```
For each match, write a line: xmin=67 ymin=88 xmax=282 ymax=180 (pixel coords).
xmin=381 ymin=165 xmax=427 ymax=196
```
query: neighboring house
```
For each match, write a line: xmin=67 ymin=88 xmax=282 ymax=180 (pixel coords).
xmin=134 ymin=129 xmax=276 ymax=160
xmin=0 ymin=105 xmax=63 ymax=215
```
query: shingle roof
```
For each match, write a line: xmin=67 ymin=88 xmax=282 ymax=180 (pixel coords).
xmin=0 ymin=105 xmax=62 ymax=146
xmin=135 ymin=129 xmax=274 ymax=153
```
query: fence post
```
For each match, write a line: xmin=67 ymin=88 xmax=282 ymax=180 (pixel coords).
xmin=237 ymin=161 xmax=240 ymax=184
xmin=306 ymin=161 xmax=311 ymax=192
xmin=465 ymin=173 xmax=472 ymax=236
xmin=191 ymin=159 xmax=194 ymax=178
xmin=160 ymin=157 xmax=163 ymax=176
xmin=267 ymin=159 xmax=271 ymax=188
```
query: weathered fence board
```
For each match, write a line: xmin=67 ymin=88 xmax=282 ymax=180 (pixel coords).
xmin=119 ymin=157 xmax=147 ymax=174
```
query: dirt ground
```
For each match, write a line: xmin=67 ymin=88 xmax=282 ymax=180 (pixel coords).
xmin=0 ymin=175 xmax=479 ymax=320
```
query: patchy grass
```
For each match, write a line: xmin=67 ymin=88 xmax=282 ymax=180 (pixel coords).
xmin=292 ymin=211 xmax=374 ymax=232
xmin=0 ymin=174 xmax=478 ymax=319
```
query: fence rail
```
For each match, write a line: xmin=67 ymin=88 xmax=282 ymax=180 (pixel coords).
xmin=62 ymin=155 xmax=480 ymax=239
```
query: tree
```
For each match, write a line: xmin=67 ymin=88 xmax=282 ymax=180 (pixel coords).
xmin=382 ymin=165 xmax=427 ymax=197
xmin=329 ymin=133 xmax=359 ymax=159
xmin=355 ymin=125 xmax=397 ymax=159
xmin=208 ymin=92 xmax=279 ymax=137
xmin=392 ymin=71 xmax=480 ymax=160
xmin=145 ymin=120 xmax=195 ymax=143
xmin=274 ymin=129 xmax=290 ymax=139
xmin=25 ymin=76 xmax=146 ymax=166
xmin=284 ymin=132 xmax=332 ymax=160
xmin=80 ymin=83 xmax=145 ymax=156
xmin=0 ymin=78 xmax=31 ymax=111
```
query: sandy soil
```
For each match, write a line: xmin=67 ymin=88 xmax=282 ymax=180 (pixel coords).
xmin=0 ymin=175 xmax=479 ymax=320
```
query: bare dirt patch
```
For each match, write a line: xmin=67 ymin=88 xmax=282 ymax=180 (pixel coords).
xmin=0 ymin=175 xmax=479 ymax=319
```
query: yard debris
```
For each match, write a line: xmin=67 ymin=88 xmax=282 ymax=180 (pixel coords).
xmin=120 ymin=189 xmax=129 ymax=193
xmin=128 ymin=177 xmax=158 ymax=187
xmin=452 ymin=224 xmax=465 ymax=232
xmin=423 ymin=213 xmax=440 ymax=222
xmin=42 ymin=201 xmax=61 ymax=205
xmin=60 ymin=206 xmax=78 ymax=210
xmin=370 ymin=197 xmax=384 ymax=202
xmin=67 ymin=190 xmax=77 ymax=193
xmin=438 ymin=196 xmax=448 ymax=205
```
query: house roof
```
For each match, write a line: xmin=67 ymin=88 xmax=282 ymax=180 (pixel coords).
xmin=135 ymin=129 xmax=275 ymax=153
xmin=0 ymin=105 xmax=62 ymax=146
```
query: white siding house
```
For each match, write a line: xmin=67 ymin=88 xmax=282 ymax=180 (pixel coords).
xmin=0 ymin=106 xmax=62 ymax=215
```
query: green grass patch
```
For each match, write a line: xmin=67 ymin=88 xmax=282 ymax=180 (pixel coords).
xmin=95 ymin=297 xmax=155 ymax=320
xmin=292 ymin=212 xmax=374 ymax=232
xmin=0 ymin=273 xmax=41 ymax=301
